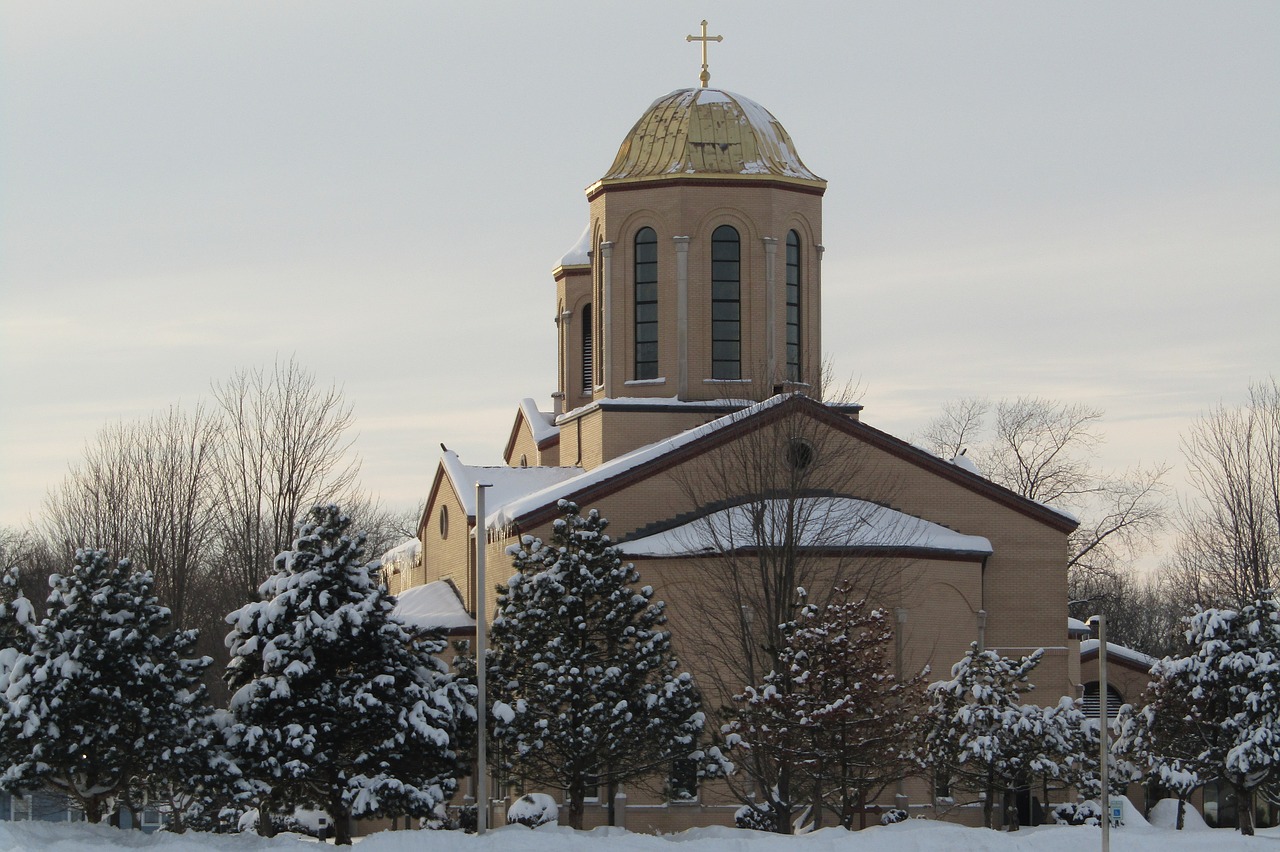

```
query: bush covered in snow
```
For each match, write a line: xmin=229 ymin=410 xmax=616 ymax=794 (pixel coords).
xmin=1052 ymin=800 xmax=1102 ymax=826
xmin=507 ymin=793 xmax=558 ymax=828
xmin=733 ymin=804 xmax=779 ymax=832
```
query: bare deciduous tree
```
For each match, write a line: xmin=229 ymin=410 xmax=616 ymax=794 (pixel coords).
xmin=42 ymin=406 xmax=221 ymax=629
xmin=667 ymin=383 xmax=913 ymax=830
xmin=916 ymin=396 xmax=1169 ymax=607
xmin=210 ymin=357 xmax=360 ymax=602
xmin=1167 ymin=377 xmax=1280 ymax=609
xmin=1070 ymin=568 xmax=1185 ymax=660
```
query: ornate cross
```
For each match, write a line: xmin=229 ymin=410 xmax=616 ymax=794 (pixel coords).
xmin=686 ymin=20 xmax=723 ymax=88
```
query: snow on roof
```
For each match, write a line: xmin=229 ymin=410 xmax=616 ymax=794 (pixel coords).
xmin=949 ymin=454 xmax=982 ymax=476
xmin=555 ymin=395 xmax=755 ymax=426
xmin=440 ymin=449 xmax=581 ymax=518
xmin=615 ymin=497 xmax=992 ymax=557
xmin=392 ymin=580 xmax=474 ymax=632
xmin=1067 ymin=617 xmax=1092 ymax=637
xmin=1080 ymin=639 xmax=1158 ymax=671
xmin=519 ymin=398 xmax=560 ymax=446
xmin=377 ymin=538 xmax=420 ymax=574
xmin=557 ymin=223 xmax=591 ymax=268
xmin=494 ymin=395 xmax=796 ymax=528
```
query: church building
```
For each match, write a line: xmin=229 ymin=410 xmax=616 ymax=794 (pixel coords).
xmin=392 ymin=40 xmax=1084 ymax=830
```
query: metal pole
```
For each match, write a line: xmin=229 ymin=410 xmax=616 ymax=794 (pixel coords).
xmin=976 ymin=609 xmax=988 ymax=653
xmin=894 ymin=608 xmax=908 ymax=810
xmin=1098 ymin=613 xmax=1110 ymax=852
xmin=475 ymin=483 xmax=491 ymax=835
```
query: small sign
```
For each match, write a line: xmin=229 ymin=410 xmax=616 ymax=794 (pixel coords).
xmin=1108 ymin=797 xmax=1125 ymax=827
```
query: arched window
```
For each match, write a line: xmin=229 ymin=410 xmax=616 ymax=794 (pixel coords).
xmin=634 ymin=227 xmax=658 ymax=379
xmin=581 ymin=305 xmax=593 ymax=394
xmin=711 ymin=225 xmax=740 ymax=380
xmin=785 ymin=230 xmax=801 ymax=383
xmin=1082 ymin=682 xmax=1124 ymax=719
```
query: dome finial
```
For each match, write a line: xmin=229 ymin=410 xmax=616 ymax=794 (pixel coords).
xmin=686 ymin=19 xmax=723 ymax=88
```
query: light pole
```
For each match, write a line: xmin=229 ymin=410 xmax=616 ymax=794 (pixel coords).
xmin=1089 ymin=613 xmax=1111 ymax=852
xmin=475 ymin=482 xmax=492 ymax=834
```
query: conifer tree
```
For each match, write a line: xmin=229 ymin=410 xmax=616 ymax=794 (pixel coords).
xmin=1137 ymin=592 xmax=1280 ymax=835
xmin=0 ymin=550 xmax=211 ymax=823
xmin=1115 ymin=671 xmax=1207 ymax=830
xmin=725 ymin=589 xmax=927 ymax=831
xmin=0 ymin=566 xmax=39 ymax=780
xmin=224 ymin=504 xmax=473 ymax=845
xmin=487 ymin=500 xmax=705 ymax=830
xmin=923 ymin=644 xmax=1081 ymax=830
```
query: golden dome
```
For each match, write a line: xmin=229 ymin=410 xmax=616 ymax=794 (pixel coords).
xmin=595 ymin=88 xmax=825 ymax=190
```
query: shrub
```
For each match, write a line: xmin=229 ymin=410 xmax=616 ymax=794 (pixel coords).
xmin=506 ymin=793 xmax=558 ymax=828
xmin=1052 ymin=801 xmax=1102 ymax=826
xmin=734 ymin=804 xmax=779 ymax=832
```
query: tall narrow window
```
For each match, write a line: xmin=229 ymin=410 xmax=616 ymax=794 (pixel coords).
xmin=711 ymin=225 xmax=740 ymax=380
xmin=594 ymin=239 xmax=604 ymax=387
xmin=786 ymin=230 xmax=801 ymax=383
xmin=581 ymin=306 xmax=593 ymax=393
xmin=634 ymin=227 xmax=658 ymax=379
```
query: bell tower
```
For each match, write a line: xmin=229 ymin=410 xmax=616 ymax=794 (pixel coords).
xmin=554 ymin=85 xmax=826 ymax=412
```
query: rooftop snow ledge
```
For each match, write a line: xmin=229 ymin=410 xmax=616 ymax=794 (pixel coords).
xmin=556 ymin=224 xmax=591 ymax=268
xmin=519 ymin=398 xmax=560 ymax=445
xmin=1080 ymin=638 xmax=1158 ymax=670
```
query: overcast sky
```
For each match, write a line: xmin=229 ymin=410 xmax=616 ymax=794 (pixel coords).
xmin=2 ymin=2 xmax=1277 ymax=562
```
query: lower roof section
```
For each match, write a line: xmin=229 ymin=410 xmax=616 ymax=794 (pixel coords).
xmin=615 ymin=496 xmax=992 ymax=559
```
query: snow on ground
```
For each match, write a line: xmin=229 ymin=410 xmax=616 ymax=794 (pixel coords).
xmin=3 ymin=819 xmax=1278 ymax=852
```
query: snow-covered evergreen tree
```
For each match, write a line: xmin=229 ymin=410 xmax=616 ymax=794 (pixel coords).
xmin=1115 ymin=671 xmax=1207 ymax=830
xmin=923 ymin=643 xmax=1081 ymax=830
xmin=224 ymin=504 xmax=473 ymax=845
xmin=0 ymin=565 xmax=36 ymax=653
xmin=1136 ymin=592 xmax=1280 ymax=835
xmin=0 ymin=565 xmax=38 ymax=780
xmin=724 ymin=589 xmax=926 ymax=831
xmin=487 ymin=500 xmax=705 ymax=830
xmin=0 ymin=549 xmax=212 ymax=823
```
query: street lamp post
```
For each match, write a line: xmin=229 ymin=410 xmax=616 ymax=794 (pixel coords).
xmin=475 ymin=482 xmax=492 ymax=834
xmin=1091 ymin=613 xmax=1111 ymax=852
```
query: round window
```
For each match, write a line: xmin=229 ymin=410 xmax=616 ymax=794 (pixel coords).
xmin=787 ymin=438 xmax=815 ymax=471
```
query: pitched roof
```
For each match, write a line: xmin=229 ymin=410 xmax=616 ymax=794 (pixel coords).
xmin=438 ymin=449 xmax=580 ymax=520
xmin=489 ymin=394 xmax=1078 ymax=534
xmin=503 ymin=398 xmax=561 ymax=463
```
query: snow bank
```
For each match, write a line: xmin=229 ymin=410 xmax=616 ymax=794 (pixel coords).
xmin=3 ymin=817 xmax=1277 ymax=852
xmin=1148 ymin=798 xmax=1211 ymax=831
